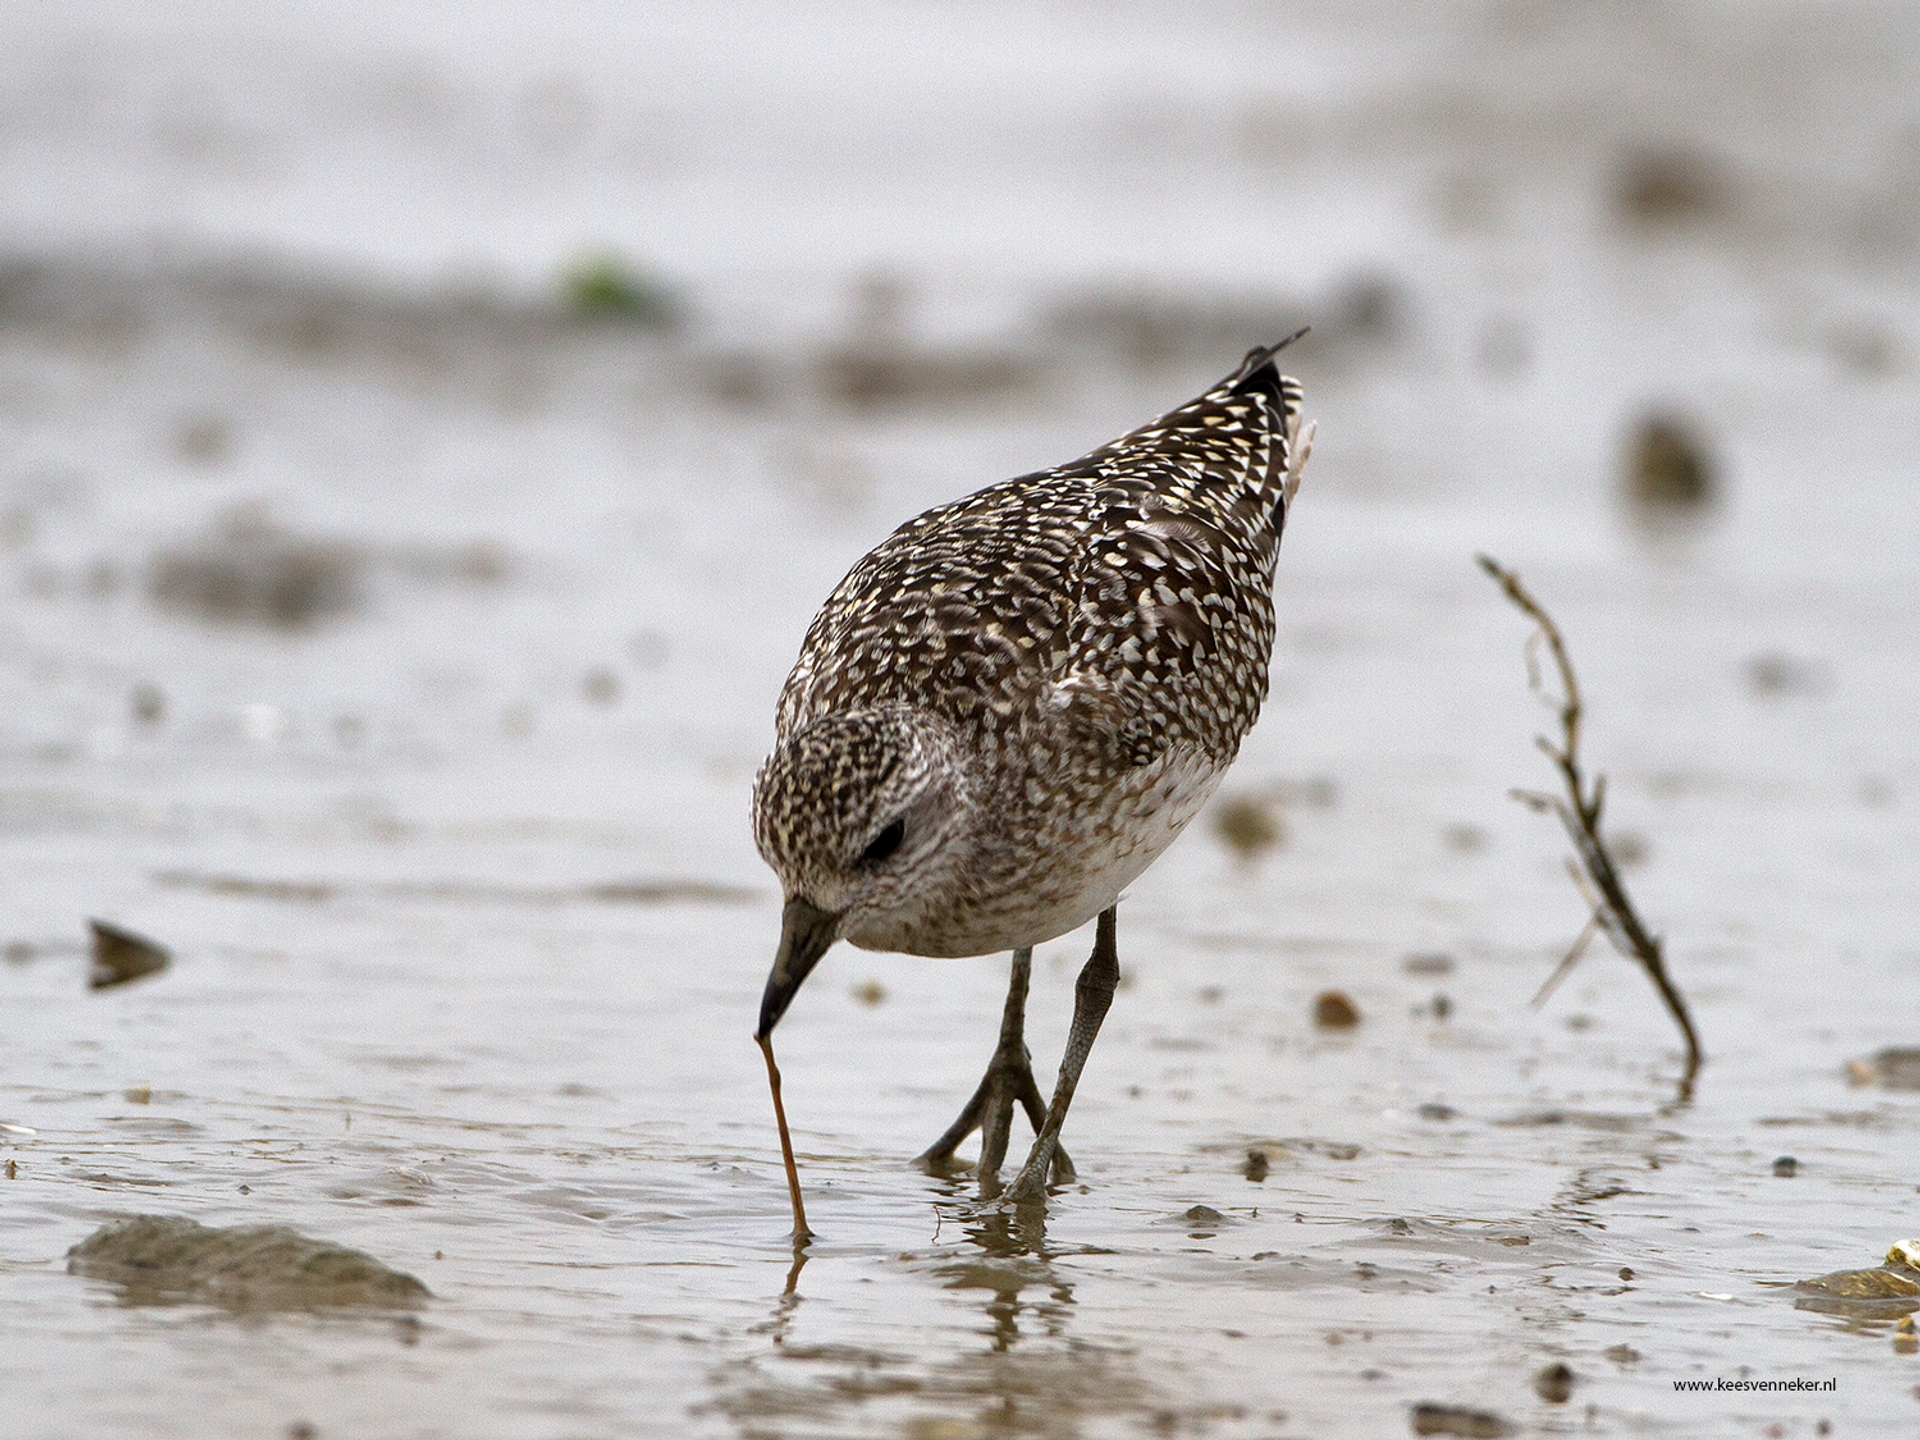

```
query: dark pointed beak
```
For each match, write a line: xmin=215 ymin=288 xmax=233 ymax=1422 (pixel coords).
xmin=756 ymin=897 xmax=841 ymax=1040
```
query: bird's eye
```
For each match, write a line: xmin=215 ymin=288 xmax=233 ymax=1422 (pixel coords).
xmin=861 ymin=818 xmax=906 ymax=865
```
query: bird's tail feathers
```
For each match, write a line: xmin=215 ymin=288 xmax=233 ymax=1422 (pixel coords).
xmin=1219 ymin=331 xmax=1311 ymax=523
xmin=1225 ymin=327 xmax=1309 ymax=407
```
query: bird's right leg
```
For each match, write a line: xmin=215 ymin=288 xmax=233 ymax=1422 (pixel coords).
xmin=913 ymin=947 xmax=1075 ymax=1184
xmin=1003 ymin=906 xmax=1119 ymax=1204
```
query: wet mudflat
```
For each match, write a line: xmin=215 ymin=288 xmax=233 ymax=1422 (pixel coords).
xmin=3 ymin=2 xmax=1919 ymax=1436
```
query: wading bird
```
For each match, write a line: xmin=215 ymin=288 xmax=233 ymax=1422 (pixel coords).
xmin=753 ymin=339 xmax=1313 ymax=1203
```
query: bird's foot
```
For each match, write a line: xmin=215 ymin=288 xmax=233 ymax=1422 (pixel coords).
xmin=913 ymin=1049 xmax=1074 ymax=1187
xmin=1001 ymin=1160 xmax=1049 ymax=1205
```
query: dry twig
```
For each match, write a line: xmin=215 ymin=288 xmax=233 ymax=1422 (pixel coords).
xmin=1478 ymin=555 xmax=1702 ymax=1094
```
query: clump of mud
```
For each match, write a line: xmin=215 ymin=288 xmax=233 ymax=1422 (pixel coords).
xmin=1792 ymin=1248 xmax=1920 ymax=1321
xmin=1848 ymin=1048 xmax=1920 ymax=1090
xmin=1745 ymin=651 xmax=1830 ymax=699
xmin=1043 ymin=271 xmax=1391 ymax=375
xmin=1622 ymin=412 xmax=1716 ymax=512
xmin=1212 ymin=792 xmax=1284 ymax=859
xmin=68 ymin=1215 xmax=430 ymax=1311
xmin=1410 ymin=1401 xmax=1511 ymax=1437
xmin=1611 ymin=146 xmax=1736 ymax=230
xmin=1532 ymin=1362 xmax=1575 ymax=1403
xmin=810 ymin=273 xmax=1039 ymax=412
xmin=144 ymin=504 xmax=516 ymax=631
xmin=1313 ymin=990 xmax=1361 ymax=1029
xmin=87 ymin=919 xmax=169 ymax=990
xmin=149 ymin=509 xmax=360 ymax=630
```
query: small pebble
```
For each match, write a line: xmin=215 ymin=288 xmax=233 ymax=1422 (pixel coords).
xmin=1243 ymin=1149 xmax=1270 ymax=1182
xmin=1618 ymin=1266 xmax=1634 ymax=1281
xmin=1431 ymin=994 xmax=1453 ymax=1020
xmin=1185 ymin=1206 xmax=1225 ymax=1239
xmin=850 ymin=978 xmax=887 ymax=1007
xmin=1772 ymin=1156 xmax=1798 ymax=1178
xmin=1612 ymin=146 xmax=1732 ymax=227
xmin=581 ymin=667 xmax=621 ymax=706
xmin=1212 ymin=794 xmax=1283 ymax=859
xmin=5 ymin=1159 xmax=16 ymax=1179
xmin=129 ymin=683 xmax=166 ymax=728
xmin=124 ymin=1085 xmax=151 ymax=1105
xmin=1746 ymin=651 xmax=1828 ymax=699
xmin=1314 ymin=990 xmax=1360 ymax=1028
xmin=1532 ymin=1361 xmax=1575 ymax=1403
xmin=1623 ymin=412 xmax=1715 ymax=510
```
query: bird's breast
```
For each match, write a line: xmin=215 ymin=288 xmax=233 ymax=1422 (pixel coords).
xmin=843 ymin=746 xmax=1226 ymax=958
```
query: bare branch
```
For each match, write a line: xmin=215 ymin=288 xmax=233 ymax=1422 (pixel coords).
xmin=1478 ymin=554 xmax=1702 ymax=1096
xmin=1531 ymin=911 xmax=1600 ymax=1009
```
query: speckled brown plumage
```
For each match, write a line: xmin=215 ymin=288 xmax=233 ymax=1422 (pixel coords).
xmin=752 ymin=341 xmax=1313 ymax=967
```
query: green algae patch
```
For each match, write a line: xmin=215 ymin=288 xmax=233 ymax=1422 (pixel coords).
xmin=68 ymin=1215 xmax=429 ymax=1311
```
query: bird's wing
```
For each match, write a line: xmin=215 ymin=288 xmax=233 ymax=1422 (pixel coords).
xmin=777 ymin=344 xmax=1310 ymax=768
xmin=1045 ymin=347 xmax=1310 ymax=770
xmin=773 ymin=476 xmax=1081 ymax=741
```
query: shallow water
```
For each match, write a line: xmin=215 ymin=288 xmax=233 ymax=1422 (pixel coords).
xmin=4 ymin=2 xmax=1920 ymax=1436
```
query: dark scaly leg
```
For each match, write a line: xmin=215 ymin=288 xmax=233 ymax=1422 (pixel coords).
xmin=1004 ymin=907 xmax=1119 ymax=1204
xmin=914 ymin=947 xmax=1075 ymax=1184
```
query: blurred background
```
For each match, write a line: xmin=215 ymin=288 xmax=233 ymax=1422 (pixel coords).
xmin=3 ymin=2 xmax=1918 ymax=1436
xmin=3 ymin=0 xmax=1915 ymax=813
xmin=5 ymin=0 xmax=1915 ymax=859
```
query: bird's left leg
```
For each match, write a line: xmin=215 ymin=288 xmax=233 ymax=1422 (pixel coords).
xmin=1003 ymin=906 xmax=1119 ymax=1203
xmin=914 ymin=947 xmax=1075 ymax=1184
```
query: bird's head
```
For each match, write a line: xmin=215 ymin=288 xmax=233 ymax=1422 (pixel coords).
xmin=750 ymin=706 xmax=973 ymax=1038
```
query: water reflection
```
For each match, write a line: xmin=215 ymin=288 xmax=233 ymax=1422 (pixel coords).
xmin=930 ymin=1196 xmax=1073 ymax=1353
xmin=746 ymin=1246 xmax=808 ymax=1348
xmin=725 ymin=1187 xmax=1108 ymax=1435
